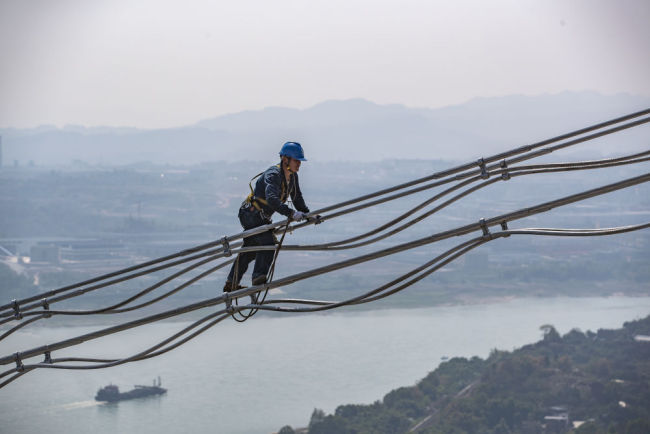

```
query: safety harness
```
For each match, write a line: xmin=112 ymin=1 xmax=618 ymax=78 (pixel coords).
xmin=245 ymin=163 xmax=289 ymax=214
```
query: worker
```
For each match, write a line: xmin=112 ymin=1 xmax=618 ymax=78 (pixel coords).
xmin=223 ymin=141 xmax=311 ymax=293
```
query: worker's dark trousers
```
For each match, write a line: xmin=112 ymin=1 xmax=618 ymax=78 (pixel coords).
xmin=226 ymin=206 xmax=275 ymax=286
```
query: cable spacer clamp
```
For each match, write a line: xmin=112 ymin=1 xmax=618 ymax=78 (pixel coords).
xmin=11 ymin=299 xmax=22 ymax=320
xmin=477 ymin=158 xmax=489 ymax=179
xmin=500 ymin=221 xmax=511 ymax=237
xmin=221 ymin=237 xmax=232 ymax=257
xmin=479 ymin=218 xmax=492 ymax=239
xmin=14 ymin=352 xmax=24 ymax=372
xmin=41 ymin=298 xmax=52 ymax=318
xmin=222 ymin=292 xmax=235 ymax=314
xmin=43 ymin=351 xmax=53 ymax=364
xmin=500 ymin=159 xmax=510 ymax=180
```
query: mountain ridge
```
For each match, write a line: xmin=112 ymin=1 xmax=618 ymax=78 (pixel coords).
xmin=1 ymin=92 xmax=648 ymax=165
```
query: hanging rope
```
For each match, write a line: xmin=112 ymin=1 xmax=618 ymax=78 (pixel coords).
xmin=231 ymin=220 xmax=291 ymax=323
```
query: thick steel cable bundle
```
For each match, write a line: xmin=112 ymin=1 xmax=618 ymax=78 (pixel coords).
xmin=0 ymin=109 xmax=649 ymax=389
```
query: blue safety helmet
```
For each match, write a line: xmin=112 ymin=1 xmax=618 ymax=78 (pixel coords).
xmin=279 ymin=141 xmax=307 ymax=161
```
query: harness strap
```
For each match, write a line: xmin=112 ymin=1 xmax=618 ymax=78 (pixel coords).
xmin=246 ymin=163 xmax=287 ymax=210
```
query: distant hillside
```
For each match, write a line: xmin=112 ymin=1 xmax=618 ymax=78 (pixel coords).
xmin=280 ymin=315 xmax=650 ymax=433
xmin=1 ymin=92 xmax=648 ymax=165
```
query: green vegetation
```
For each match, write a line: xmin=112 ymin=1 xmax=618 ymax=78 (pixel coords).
xmin=283 ymin=315 xmax=650 ymax=433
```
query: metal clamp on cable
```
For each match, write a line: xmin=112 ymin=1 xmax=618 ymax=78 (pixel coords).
xmin=11 ymin=299 xmax=22 ymax=320
xmin=43 ymin=351 xmax=53 ymax=364
xmin=221 ymin=237 xmax=231 ymax=257
xmin=41 ymin=298 xmax=52 ymax=318
xmin=500 ymin=159 xmax=511 ymax=181
xmin=500 ymin=221 xmax=511 ymax=237
xmin=477 ymin=158 xmax=489 ymax=179
xmin=14 ymin=352 xmax=24 ymax=372
xmin=479 ymin=218 xmax=492 ymax=240
xmin=224 ymin=294 xmax=235 ymax=314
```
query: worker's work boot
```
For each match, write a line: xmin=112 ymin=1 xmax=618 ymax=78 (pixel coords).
xmin=223 ymin=281 xmax=246 ymax=292
xmin=251 ymin=275 xmax=267 ymax=286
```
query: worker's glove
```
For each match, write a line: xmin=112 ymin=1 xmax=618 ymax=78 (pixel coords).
xmin=292 ymin=211 xmax=306 ymax=221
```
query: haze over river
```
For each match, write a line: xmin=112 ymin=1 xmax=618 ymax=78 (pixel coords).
xmin=2 ymin=296 xmax=650 ymax=434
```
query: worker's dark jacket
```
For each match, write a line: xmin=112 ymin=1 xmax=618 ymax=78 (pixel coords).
xmin=249 ymin=164 xmax=309 ymax=220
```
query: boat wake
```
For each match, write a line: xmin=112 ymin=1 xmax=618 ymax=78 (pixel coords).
xmin=57 ymin=400 xmax=105 ymax=411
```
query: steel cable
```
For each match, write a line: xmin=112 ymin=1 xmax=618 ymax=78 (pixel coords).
xmin=257 ymin=223 xmax=650 ymax=313
xmin=0 ymin=310 xmax=233 ymax=388
xmin=283 ymin=154 xmax=650 ymax=251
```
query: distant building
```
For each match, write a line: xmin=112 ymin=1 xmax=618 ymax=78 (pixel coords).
xmin=544 ymin=405 xmax=569 ymax=432
xmin=544 ymin=414 xmax=569 ymax=431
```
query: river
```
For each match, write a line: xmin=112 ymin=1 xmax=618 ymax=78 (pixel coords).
xmin=1 ymin=296 xmax=649 ymax=434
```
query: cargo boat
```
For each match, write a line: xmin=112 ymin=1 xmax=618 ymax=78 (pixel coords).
xmin=95 ymin=377 xmax=166 ymax=402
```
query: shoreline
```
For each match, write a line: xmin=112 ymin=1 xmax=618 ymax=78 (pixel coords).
xmin=2 ymin=291 xmax=649 ymax=331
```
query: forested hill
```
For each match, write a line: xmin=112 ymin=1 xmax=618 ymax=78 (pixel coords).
xmin=279 ymin=315 xmax=650 ymax=434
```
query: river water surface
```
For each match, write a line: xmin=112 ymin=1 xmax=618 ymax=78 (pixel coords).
xmin=1 ymin=296 xmax=650 ymax=434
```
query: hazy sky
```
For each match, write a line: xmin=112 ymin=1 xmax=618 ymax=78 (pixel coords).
xmin=1 ymin=0 xmax=648 ymax=128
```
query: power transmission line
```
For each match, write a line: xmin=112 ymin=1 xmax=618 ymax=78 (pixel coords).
xmin=0 ymin=109 xmax=648 ymax=389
